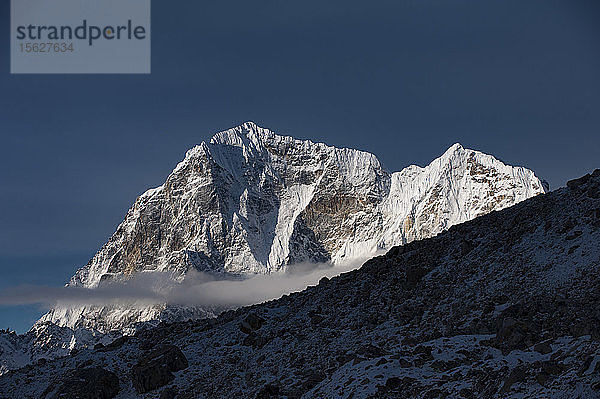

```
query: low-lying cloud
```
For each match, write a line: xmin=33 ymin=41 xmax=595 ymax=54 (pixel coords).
xmin=0 ymin=257 xmax=374 ymax=310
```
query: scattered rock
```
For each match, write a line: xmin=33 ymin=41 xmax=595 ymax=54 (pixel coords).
xmin=483 ymin=301 xmax=495 ymax=314
xmin=578 ymin=356 xmax=594 ymax=376
xmin=378 ymin=376 xmax=417 ymax=395
xmin=460 ymin=239 xmax=475 ymax=255
xmin=242 ymin=332 xmax=269 ymax=349
xmin=568 ymin=245 xmax=580 ymax=254
xmin=565 ymin=230 xmax=582 ymax=240
xmin=357 ymin=344 xmax=387 ymax=358
xmin=423 ymin=388 xmax=443 ymax=399
xmin=385 ymin=376 xmax=402 ymax=389
xmin=375 ymin=358 xmax=388 ymax=366
xmin=500 ymin=366 xmax=527 ymax=393
xmin=404 ymin=264 xmax=428 ymax=285
xmin=413 ymin=345 xmax=433 ymax=361
xmin=493 ymin=294 xmax=510 ymax=305
xmin=587 ymin=185 xmax=600 ymax=199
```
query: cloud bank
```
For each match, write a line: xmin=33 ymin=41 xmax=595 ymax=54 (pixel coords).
xmin=0 ymin=257 xmax=374 ymax=310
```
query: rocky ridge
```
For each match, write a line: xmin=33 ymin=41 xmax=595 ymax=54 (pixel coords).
xmin=1 ymin=169 xmax=598 ymax=398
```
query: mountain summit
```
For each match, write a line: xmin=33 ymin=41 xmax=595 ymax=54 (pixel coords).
xmin=38 ymin=122 xmax=545 ymax=333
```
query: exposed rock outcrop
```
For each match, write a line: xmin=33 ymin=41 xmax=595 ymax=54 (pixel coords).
xmin=44 ymin=367 xmax=119 ymax=399
xmin=131 ymin=344 xmax=188 ymax=393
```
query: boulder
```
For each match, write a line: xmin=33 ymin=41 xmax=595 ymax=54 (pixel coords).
xmin=131 ymin=344 xmax=188 ymax=394
xmin=533 ymin=341 xmax=552 ymax=355
xmin=49 ymin=366 xmax=119 ymax=399
xmin=240 ymin=313 xmax=266 ymax=334
xmin=492 ymin=306 xmax=541 ymax=354
xmin=159 ymin=386 xmax=179 ymax=399
xmin=242 ymin=332 xmax=269 ymax=349
xmin=255 ymin=383 xmax=280 ymax=398
xmin=96 ymin=336 xmax=129 ymax=352
xmin=535 ymin=360 xmax=565 ymax=386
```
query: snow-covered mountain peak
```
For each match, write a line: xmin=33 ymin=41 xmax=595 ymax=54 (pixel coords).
xmin=442 ymin=142 xmax=464 ymax=155
xmin=209 ymin=121 xmax=285 ymax=153
xmin=210 ymin=121 xmax=263 ymax=146
xmin=36 ymin=123 xmax=546 ymax=334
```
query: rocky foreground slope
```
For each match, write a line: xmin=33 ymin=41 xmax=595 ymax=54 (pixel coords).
xmin=1 ymin=170 xmax=598 ymax=398
xmin=39 ymin=121 xmax=545 ymax=334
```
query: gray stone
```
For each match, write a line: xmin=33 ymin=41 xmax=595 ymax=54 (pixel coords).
xmin=49 ymin=367 xmax=119 ymax=399
xmin=131 ymin=344 xmax=188 ymax=394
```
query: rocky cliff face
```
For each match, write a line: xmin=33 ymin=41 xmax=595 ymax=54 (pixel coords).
xmin=3 ymin=170 xmax=598 ymax=398
xmin=38 ymin=122 xmax=545 ymax=333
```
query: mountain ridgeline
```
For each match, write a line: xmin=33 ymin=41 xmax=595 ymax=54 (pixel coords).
xmin=38 ymin=122 xmax=546 ymax=333
xmin=2 ymin=167 xmax=599 ymax=397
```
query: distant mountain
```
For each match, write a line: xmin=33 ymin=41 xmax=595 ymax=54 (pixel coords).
xmin=0 ymin=322 xmax=103 ymax=376
xmin=2 ymin=169 xmax=598 ymax=398
xmin=36 ymin=122 xmax=546 ymax=334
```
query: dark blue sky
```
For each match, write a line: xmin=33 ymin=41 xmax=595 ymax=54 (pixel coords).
xmin=1 ymin=0 xmax=599 ymax=332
